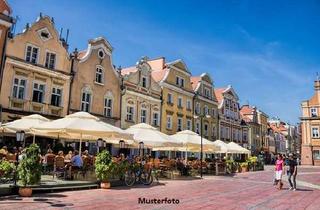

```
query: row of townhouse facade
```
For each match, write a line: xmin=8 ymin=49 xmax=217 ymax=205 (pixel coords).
xmin=0 ymin=9 xmax=298 ymax=156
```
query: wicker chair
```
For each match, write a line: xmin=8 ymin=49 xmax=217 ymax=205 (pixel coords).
xmin=53 ymin=156 xmax=66 ymax=179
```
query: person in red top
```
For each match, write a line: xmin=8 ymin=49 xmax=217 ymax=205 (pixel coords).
xmin=274 ymin=154 xmax=284 ymax=190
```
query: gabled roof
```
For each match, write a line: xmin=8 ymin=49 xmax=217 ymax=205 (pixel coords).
xmin=166 ymin=59 xmax=191 ymax=75
xmin=240 ymin=105 xmax=254 ymax=116
xmin=121 ymin=66 xmax=138 ymax=76
xmin=190 ymin=76 xmax=201 ymax=91
xmin=151 ymin=69 xmax=168 ymax=82
xmin=214 ymin=87 xmax=228 ymax=104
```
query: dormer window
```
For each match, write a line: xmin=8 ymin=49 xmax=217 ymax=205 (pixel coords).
xmin=142 ymin=76 xmax=147 ymax=88
xmin=175 ymin=76 xmax=184 ymax=87
xmin=204 ymin=88 xmax=211 ymax=98
xmin=95 ymin=66 xmax=104 ymax=84
xmin=37 ymin=28 xmax=52 ymax=42
xmin=25 ymin=44 xmax=39 ymax=64
xmin=45 ymin=52 xmax=56 ymax=69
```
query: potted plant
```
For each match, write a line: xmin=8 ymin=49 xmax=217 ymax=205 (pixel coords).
xmin=17 ymin=144 xmax=42 ymax=197
xmin=95 ymin=150 xmax=114 ymax=189
xmin=248 ymin=156 xmax=258 ymax=171
xmin=240 ymin=162 xmax=248 ymax=173
xmin=0 ymin=160 xmax=14 ymax=179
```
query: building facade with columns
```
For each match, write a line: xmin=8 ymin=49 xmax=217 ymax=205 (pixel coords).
xmin=149 ymin=57 xmax=194 ymax=135
xmin=70 ymin=37 xmax=121 ymax=126
xmin=214 ymin=86 xmax=242 ymax=144
xmin=191 ymin=73 xmax=219 ymax=141
xmin=0 ymin=15 xmax=71 ymax=123
xmin=301 ymin=79 xmax=320 ymax=165
xmin=120 ymin=57 xmax=162 ymax=129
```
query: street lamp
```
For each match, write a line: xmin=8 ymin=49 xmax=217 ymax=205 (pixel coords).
xmin=16 ymin=131 xmax=25 ymax=147
xmin=194 ymin=114 xmax=211 ymax=178
xmin=97 ymin=138 xmax=103 ymax=153
xmin=139 ymin=141 xmax=144 ymax=157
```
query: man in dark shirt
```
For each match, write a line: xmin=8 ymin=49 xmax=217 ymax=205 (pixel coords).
xmin=287 ymin=153 xmax=297 ymax=191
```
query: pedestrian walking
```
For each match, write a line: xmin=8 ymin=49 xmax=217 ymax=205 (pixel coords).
xmin=274 ymin=154 xmax=284 ymax=190
xmin=287 ymin=153 xmax=297 ymax=191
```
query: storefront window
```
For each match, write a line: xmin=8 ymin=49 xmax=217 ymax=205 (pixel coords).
xmin=313 ymin=150 xmax=320 ymax=160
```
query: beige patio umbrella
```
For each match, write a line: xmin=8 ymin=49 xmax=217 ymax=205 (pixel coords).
xmin=0 ymin=114 xmax=51 ymax=143
xmin=228 ymin=142 xmax=251 ymax=154
xmin=212 ymin=140 xmax=232 ymax=153
xmin=32 ymin=112 xmax=133 ymax=152
xmin=125 ymin=123 xmax=182 ymax=148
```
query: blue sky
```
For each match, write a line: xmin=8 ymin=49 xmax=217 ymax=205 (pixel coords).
xmin=9 ymin=0 xmax=320 ymax=124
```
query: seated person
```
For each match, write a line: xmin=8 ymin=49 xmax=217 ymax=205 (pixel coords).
xmin=65 ymin=150 xmax=73 ymax=161
xmin=57 ymin=150 xmax=64 ymax=157
xmin=71 ymin=150 xmax=83 ymax=169
xmin=0 ymin=146 xmax=8 ymax=156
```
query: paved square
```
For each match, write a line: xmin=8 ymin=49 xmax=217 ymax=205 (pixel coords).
xmin=0 ymin=166 xmax=319 ymax=210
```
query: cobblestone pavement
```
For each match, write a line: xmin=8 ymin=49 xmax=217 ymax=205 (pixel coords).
xmin=0 ymin=165 xmax=319 ymax=210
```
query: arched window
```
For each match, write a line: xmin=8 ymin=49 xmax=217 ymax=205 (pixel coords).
xmin=104 ymin=91 xmax=113 ymax=117
xmin=81 ymin=86 xmax=92 ymax=112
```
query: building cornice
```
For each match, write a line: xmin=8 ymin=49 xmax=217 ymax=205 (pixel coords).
xmin=125 ymin=90 xmax=161 ymax=103
xmin=160 ymin=81 xmax=194 ymax=97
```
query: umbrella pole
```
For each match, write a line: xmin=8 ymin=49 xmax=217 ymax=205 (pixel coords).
xmin=79 ymin=133 xmax=82 ymax=153
xmin=32 ymin=132 xmax=36 ymax=144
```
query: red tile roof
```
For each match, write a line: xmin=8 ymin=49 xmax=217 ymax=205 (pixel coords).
xmin=214 ymin=88 xmax=227 ymax=104
xmin=120 ymin=66 xmax=138 ymax=76
xmin=190 ymin=76 xmax=201 ymax=90
xmin=240 ymin=105 xmax=253 ymax=115
xmin=77 ymin=50 xmax=87 ymax=59
xmin=151 ymin=69 xmax=168 ymax=82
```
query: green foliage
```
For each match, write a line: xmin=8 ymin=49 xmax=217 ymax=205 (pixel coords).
xmin=248 ymin=156 xmax=258 ymax=164
xmin=17 ymin=144 xmax=42 ymax=187
xmin=0 ymin=160 xmax=14 ymax=178
xmin=240 ymin=162 xmax=248 ymax=168
xmin=95 ymin=150 xmax=114 ymax=182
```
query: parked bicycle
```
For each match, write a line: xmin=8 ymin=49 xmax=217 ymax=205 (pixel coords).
xmin=124 ymin=159 xmax=153 ymax=186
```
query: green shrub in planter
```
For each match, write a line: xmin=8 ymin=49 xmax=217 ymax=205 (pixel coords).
xmin=17 ymin=144 xmax=42 ymax=187
xmin=95 ymin=150 xmax=114 ymax=182
xmin=0 ymin=160 xmax=14 ymax=178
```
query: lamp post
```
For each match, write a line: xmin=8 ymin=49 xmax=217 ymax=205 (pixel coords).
xmin=138 ymin=141 xmax=144 ymax=157
xmin=16 ymin=131 xmax=25 ymax=147
xmin=194 ymin=114 xmax=211 ymax=178
xmin=97 ymin=138 xmax=103 ymax=153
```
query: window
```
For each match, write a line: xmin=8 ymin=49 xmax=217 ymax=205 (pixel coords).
xmin=196 ymin=102 xmax=200 ymax=115
xmin=204 ymin=105 xmax=209 ymax=115
xmin=212 ymin=126 xmax=216 ymax=138
xmin=196 ymin=122 xmax=200 ymax=134
xmin=177 ymin=117 xmax=183 ymax=131
xmin=311 ymin=108 xmax=317 ymax=117
xmin=81 ymin=92 xmax=91 ymax=112
xmin=152 ymin=112 xmax=159 ymax=126
xmin=51 ymin=87 xmax=62 ymax=106
xmin=98 ymin=49 xmax=105 ymax=59
xmin=187 ymin=120 xmax=192 ymax=130
xmin=166 ymin=115 xmax=172 ymax=129
xmin=187 ymin=100 xmax=192 ymax=110
xmin=204 ymin=88 xmax=211 ymax=98
xmin=12 ymin=77 xmax=26 ymax=99
xmin=178 ymin=96 xmax=183 ymax=108
xmin=167 ymin=93 xmax=173 ymax=104
xmin=26 ymin=45 xmax=39 ymax=64
xmin=32 ymin=83 xmax=45 ymax=103
xmin=126 ymin=106 xmax=134 ymax=121
xmin=142 ymin=76 xmax=147 ymax=88
xmin=243 ymin=132 xmax=247 ymax=141
xmin=313 ymin=150 xmax=320 ymax=160
xmin=104 ymin=98 xmax=113 ymax=117
xmin=45 ymin=52 xmax=56 ymax=69
xmin=212 ymin=108 xmax=215 ymax=117
xmin=204 ymin=124 xmax=208 ymax=136
xmin=175 ymin=76 xmax=184 ymax=87
xmin=140 ymin=109 xmax=147 ymax=123
xmin=95 ymin=67 xmax=103 ymax=84
xmin=226 ymin=127 xmax=230 ymax=139
xmin=312 ymin=127 xmax=319 ymax=138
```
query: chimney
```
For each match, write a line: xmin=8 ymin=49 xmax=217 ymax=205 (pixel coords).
xmin=314 ymin=80 xmax=320 ymax=92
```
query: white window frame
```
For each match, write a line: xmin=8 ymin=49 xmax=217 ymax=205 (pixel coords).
xmin=140 ymin=108 xmax=147 ymax=123
xmin=141 ymin=76 xmax=148 ymax=88
xmin=95 ymin=65 xmax=104 ymax=84
xmin=196 ymin=102 xmax=200 ymax=115
xmin=204 ymin=105 xmax=209 ymax=115
xmin=104 ymin=97 xmax=113 ymax=118
xmin=51 ymin=86 xmax=62 ymax=107
xmin=25 ymin=43 xmax=40 ymax=64
xmin=311 ymin=108 xmax=318 ymax=117
xmin=187 ymin=119 xmax=192 ymax=130
xmin=12 ymin=76 xmax=27 ymax=100
xmin=187 ymin=99 xmax=192 ymax=110
xmin=81 ymin=90 xmax=91 ymax=112
xmin=312 ymin=127 xmax=319 ymax=138
xmin=45 ymin=50 xmax=56 ymax=69
xmin=167 ymin=93 xmax=173 ymax=104
xmin=166 ymin=115 xmax=173 ymax=130
xmin=177 ymin=117 xmax=183 ymax=131
xmin=152 ymin=112 xmax=159 ymax=126
xmin=126 ymin=105 xmax=134 ymax=122
xmin=175 ymin=76 xmax=184 ymax=87
xmin=204 ymin=87 xmax=211 ymax=98
xmin=32 ymin=81 xmax=46 ymax=103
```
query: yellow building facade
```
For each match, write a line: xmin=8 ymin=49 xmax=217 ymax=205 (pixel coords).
xmin=0 ymin=15 xmax=71 ymax=123
xmin=149 ymin=58 xmax=194 ymax=135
